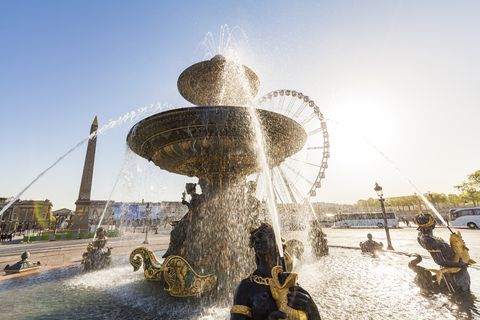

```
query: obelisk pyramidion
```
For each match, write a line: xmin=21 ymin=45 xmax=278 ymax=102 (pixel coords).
xmin=72 ymin=116 xmax=98 ymax=233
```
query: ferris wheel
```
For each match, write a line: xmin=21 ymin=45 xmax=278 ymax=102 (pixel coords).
xmin=250 ymin=89 xmax=330 ymax=205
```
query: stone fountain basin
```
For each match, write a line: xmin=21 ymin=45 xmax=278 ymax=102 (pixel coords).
xmin=1 ymin=248 xmax=478 ymax=319
xmin=127 ymin=106 xmax=307 ymax=177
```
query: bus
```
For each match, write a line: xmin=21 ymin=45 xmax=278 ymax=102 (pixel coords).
xmin=449 ymin=207 xmax=480 ymax=229
xmin=334 ymin=212 xmax=398 ymax=228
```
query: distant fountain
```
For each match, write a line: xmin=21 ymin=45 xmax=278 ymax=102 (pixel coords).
xmin=81 ymin=227 xmax=113 ymax=271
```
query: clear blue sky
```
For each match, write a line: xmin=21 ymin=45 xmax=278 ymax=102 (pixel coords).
xmin=1 ymin=1 xmax=479 ymax=210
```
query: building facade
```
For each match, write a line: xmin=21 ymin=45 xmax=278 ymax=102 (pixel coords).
xmin=72 ymin=200 xmax=188 ymax=230
xmin=52 ymin=208 xmax=74 ymax=229
xmin=0 ymin=198 xmax=53 ymax=232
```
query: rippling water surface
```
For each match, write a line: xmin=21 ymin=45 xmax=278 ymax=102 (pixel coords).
xmin=1 ymin=248 xmax=478 ymax=319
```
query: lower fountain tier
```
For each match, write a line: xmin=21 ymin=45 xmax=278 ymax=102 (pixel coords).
xmin=127 ymin=106 xmax=307 ymax=178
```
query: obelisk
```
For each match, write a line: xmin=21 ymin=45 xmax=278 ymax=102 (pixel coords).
xmin=72 ymin=116 xmax=98 ymax=233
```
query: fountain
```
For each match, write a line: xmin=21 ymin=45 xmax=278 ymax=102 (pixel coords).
xmin=127 ymin=54 xmax=307 ymax=296
xmin=1 ymin=49 xmax=479 ymax=320
xmin=81 ymin=227 xmax=113 ymax=271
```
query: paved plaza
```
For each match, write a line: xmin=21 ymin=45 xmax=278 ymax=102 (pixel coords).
xmin=1 ymin=225 xmax=479 ymax=278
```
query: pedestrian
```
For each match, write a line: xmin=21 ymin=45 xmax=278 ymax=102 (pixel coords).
xmin=8 ymin=233 xmax=13 ymax=241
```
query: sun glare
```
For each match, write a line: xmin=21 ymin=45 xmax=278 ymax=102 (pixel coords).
xmin=329 ymin=97 xmax=396 ymax=150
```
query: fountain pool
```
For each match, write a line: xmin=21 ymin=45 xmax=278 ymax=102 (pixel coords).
xmin=1 ymin=247 xmax=478 ymax=320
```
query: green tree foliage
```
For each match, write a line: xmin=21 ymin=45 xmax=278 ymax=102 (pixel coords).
xmin=453 ymin=170 xmax=480 ymax=206
xmin=355 ymin=193 xmax=452 ymax=212
xmin=447 ymin=194 xmax=462 ymax=207
xmin=423 ymin=193 xmax=448 ymax=209
xmin=467 ymin=170 xmax=480 ymax=187
xmin=454 ymin=181 xmax=479 ymax=207
xmin=355 ymin=198 xmax=380 ymax=211
xmin=50 ymin=215 xmax=57 ymax=228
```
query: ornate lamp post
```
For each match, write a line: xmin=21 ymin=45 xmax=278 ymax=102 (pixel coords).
xmin=143 ymin=203 xmax=151 ymax=244
xmin=374 ymin=182 xmax=394 ymax=250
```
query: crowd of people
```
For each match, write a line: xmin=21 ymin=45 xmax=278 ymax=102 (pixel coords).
xmin=0 ymin=233 xmax=14 ymax=242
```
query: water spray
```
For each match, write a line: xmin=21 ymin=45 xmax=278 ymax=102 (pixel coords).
xmin=247 ymin=104 xmax=286 ymax=271
xmin=0 ymin=104 xmax=171 ymax=218
xmin=329 ymin=118 xmax=455 ymax=234
xmin=93 ymin=153 xmax=129 ymax=241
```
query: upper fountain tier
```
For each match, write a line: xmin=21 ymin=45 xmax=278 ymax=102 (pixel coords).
xmin=177 ymin=54 xmax=260 ymax=106
xmin=127 ymin=56 xmax=307 ymax=180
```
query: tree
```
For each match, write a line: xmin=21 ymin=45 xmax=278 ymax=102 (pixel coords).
xmin=355 ymin=198 xmax=380 ymax=211
xmin=447 ymin=194 xmax=462 ymax=207
xmin=453 ymin=170 xmax=480 ymax=207
xmin=454 ymin=181 xmax=479 ymax=207
xmin=50 ymin=215 xmax=58 ymax=229
xmin=423 ymin=193 xmax=448 ymax=209
xmin=467 ymin=170 xmax=480 ymax=186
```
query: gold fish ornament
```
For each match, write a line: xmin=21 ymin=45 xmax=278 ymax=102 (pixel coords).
xmin=450 ymin=231 xmax=476 ymax=265
xmin=270 ymin=266 xmax=308 ymax=320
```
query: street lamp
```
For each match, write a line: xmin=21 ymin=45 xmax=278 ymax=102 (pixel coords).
xmin=374 ymin=182 xmax=394 ymax=251
xmin=143 ymin=203 xmax=151 ymax=244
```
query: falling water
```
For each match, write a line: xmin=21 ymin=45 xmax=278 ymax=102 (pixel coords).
xmin=93 ymin=151 xmax=131 ymax=240
xmin=197 ymin=24 xmax=286 ymax=257
xmin=0 ymin=103 xmax=172 ymax=218
xmin=219 ymin=55 xmax=285 ymax=259
xmin=246 ymin=105 xmax=285 ymax=258
xmin=307 ymin=200 xmax=319 ymax=221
